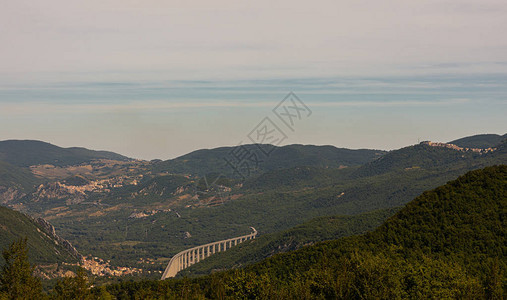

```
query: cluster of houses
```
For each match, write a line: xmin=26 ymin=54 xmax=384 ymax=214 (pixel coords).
xmin=81 ymin=255 xmax=143 ymax=277
xmin=421 ymin=141 xmax=496 ymax=154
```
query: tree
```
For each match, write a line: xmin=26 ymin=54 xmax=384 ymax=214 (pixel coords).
xmin=0 ymin=238 xmax=42 ymax=299
xmin=51 ymin=268 xmax=92 ymax=300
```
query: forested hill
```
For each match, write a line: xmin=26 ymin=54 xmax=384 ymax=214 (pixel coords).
xmin=152 ymin=144 xmax=386 ymax=176
xmin=0 ymin=205 xmax=80 ymax=266
xmin=179 ymin=208 xmax=398 ymax=277
xmin=449 ymin=133 xmax=506 ymax=149
xmin=242 ymin=165 xmax=506 ymax=297
xmin=0 ymin=160 xmax=38 ymax=192
xmin=0 ymin=140 xmax=129 ymax=167
xmin=354 ymin=140 xmax=506 ymax=177
xmin=101 ymin=165 xmax=506 ymax=298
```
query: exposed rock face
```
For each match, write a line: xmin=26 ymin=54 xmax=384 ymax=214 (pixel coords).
xmin=0 ymin=186 xmax=25 ymax=204
xmin=34 ymin=217 xmax=83 ymax=261
xmin=128 ymin=209 xmax=171 ymax=219
xmin=31 ymin=175 xmax=142 ymax=206
xmin=32 ymin=182 xmax=87 ymax=205
xmin=174 ymin=185 xmax=189 ymax=195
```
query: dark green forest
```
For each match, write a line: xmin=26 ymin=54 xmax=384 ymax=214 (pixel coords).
xmin=179 ymin=208 xmax=398 ymax=277
xmin=450 ymin=133 xmax=506 ymax=149
xmin=0 ymin=206 xmax=78 ymax=266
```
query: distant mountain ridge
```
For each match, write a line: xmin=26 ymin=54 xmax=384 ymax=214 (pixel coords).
xmin=354 ymin=139 xmax=507 ymax=178
xmin=449 ymin=133 xmax=506 ymax=149
xmin=0 ymin=140 xmax=129 ymax=167
xmin=153 ymin=144 xmax=386 ymax=177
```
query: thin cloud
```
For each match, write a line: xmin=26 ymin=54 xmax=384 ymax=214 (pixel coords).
xmin=0 ymin=98 xmax=475 ymax=116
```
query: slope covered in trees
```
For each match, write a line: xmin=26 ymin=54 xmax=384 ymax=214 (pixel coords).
xmin=0 ymin=161 xmax=38 ymax=194
xmin=450 ymin=133 xmax=506 ymax=149
xmin=180 ymin=208 xmax=398 ymax=277
xmin=152 ymin=144 xmax=385 ymax=177
xmin=100 ymin=165 xmax=506 ymax=298
xmin=48 ymin=140 xmax=506 ymax=271
xmin=0 ymin=140 xmax=129 ymax=167
xmin=0 ymin=206 xmax=79 ymax=265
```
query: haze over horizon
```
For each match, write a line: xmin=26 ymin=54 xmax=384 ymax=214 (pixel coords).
xmin=1 ymin=0 xmax=506 ymax=159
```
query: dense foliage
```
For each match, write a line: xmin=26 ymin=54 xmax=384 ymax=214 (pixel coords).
xmin=0 ymin=239 xmax=42 ymax=299
xmin=152 ymin=144 xmax=385 ymax=177
xmin=0 ymin=161 xmax=38 ymax=192
xmin=0 ymin=206 xmax=78 ymax=265
xmin=449 ymin=133 xmax=506 ymax=149
xmin=0 ymin=239 xmax=100 ymax=300
xmin=180 ymin=208 xmax=398 ymax=277
xmin=98 ymin=165 xmax=506 ymax=299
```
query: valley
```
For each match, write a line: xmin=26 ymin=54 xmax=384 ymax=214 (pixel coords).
xmin=0 ymin=135 xmax=505 ymax=282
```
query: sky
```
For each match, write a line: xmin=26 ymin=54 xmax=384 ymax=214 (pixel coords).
xmin=0 ymin=0 xmax=506 ymax=160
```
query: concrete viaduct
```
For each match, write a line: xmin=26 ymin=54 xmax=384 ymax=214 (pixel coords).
xmin=161 ymin=227 xmax=257 ymax=279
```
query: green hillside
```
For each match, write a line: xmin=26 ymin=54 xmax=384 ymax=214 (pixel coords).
xmin=450 ymin=133 xmax=506 ymax=149
xmin=101 ymin=165 xmax=506 ymax=299
xmin=355 ymin=140 xmax=507 ymax=178
xmin=0 ymin=140 xmax=129 ymax=167
xmin=49 ymin=141 xmax=507 ymax=271
xmin=0 ymin=206 xmax=79 ymax=265
xmin=251 ymin=164 xmax=506 ymax=273
xmin=180 ymin=208 xmax=398 ymax=277
xmin=101 ymin=173 xmax=194 ymax=206
xmin=354 ymin=143 xmax=476 ymax=177
xmin=241 ymin=166 xmax=352 ymax=191
xmin=153 ymin=144 xmax=385 ymax=177
xmin=0 ymin=161 xmax=38 ymax=192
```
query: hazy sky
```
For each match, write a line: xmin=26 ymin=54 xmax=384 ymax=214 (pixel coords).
xmin=1 ymin=0 xmax=506 ymax=159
